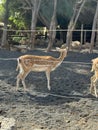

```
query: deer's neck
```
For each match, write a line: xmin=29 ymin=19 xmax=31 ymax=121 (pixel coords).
xmin=57 ymin=51 xmax=66 ymax=62
xmin=53 ymin=51 xmax=67 ymax=69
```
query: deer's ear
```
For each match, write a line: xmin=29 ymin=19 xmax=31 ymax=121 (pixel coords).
xmin=56 ymin=47 xmax=60 ymax=51
xmin=66 ymin=47 xmax=68 ymax=50
xmin=91 ymin=59 xmax=94 ymax=63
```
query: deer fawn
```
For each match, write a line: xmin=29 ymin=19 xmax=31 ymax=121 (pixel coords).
xmin=90 ymin=58 xmax=98 ymax=97
xmin=16 ymin=47 xmax=68 ymax=91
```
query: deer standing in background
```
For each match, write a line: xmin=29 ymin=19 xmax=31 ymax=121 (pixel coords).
xmin=90 ymin=58 xmax=98 ymax=97
xmin=16 ymin=47 xmax=68 ymax=91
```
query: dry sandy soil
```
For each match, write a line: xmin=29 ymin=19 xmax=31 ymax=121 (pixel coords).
xmin=0 ymin=48 xmax=98 ymax=130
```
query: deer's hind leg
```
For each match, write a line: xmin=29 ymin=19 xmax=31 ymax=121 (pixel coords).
xmin=16 ymin=70 xmax=30 ymax=91
xmin=90 ymin=75 xmax=95 ymax=94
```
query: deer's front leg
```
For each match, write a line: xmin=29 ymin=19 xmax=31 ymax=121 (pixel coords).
xmin=16 ymin=71 xmax=29 ymax=92
xmin=46 ymin=69 xmax=51 ymax=91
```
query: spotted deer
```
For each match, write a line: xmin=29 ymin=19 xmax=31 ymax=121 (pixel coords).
xmin=16 ymin=47 xmax=68 ymax=91
xmin=90 ymin=58 xmax=98 ymax=97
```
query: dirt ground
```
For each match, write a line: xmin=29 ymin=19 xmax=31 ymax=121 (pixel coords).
xmin=0 ymin=48 xmax=98 ymax=130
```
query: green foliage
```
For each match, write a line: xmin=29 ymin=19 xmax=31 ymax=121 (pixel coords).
xmin=8 ymin=0 xmax=27 ymax=29
xmin=12 ymin=36 xmax=21 ymax=42
xmin=0 ymin=0 xmax=5 ymax=21
xmin=0 ymin=0 xmax=97 ymax=30
xmin=9 ymin=12 xmax=26 ymax=29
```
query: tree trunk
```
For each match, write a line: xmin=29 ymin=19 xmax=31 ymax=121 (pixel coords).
xmin=80 ymin=24 xmax=83 ymax=49
xmin=1 ymin=0 xmax=9 ymax=48
xmin=66 ymin=0 xmax=86 ymax=50
xmin=84 ymin=30 xmax=86 ymax=44
xmin=46 ymin=0 xmax=57 ymax=52
xmin=38 ymin=12 xmax=50 ymax=29
xmin=81 ymin=24 xmax=83 ymax=44
xmin=96 ymin=18 xmax=98 ymax=47
xmin=30 ymin=0 xmax=41 ymax=49
xmin=90 ymin=1 xmax=98 ymax=53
